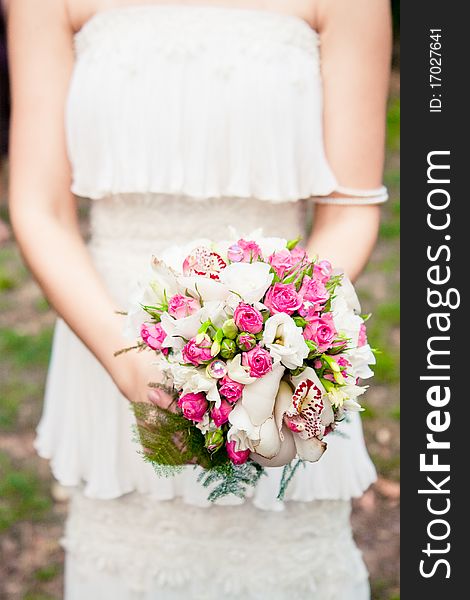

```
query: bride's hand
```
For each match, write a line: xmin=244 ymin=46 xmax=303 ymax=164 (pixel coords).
xmin=114 ymin=349 xmax=175 ymax=410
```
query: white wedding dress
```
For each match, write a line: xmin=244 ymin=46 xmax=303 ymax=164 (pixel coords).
xmin=34 ymin=5 xmax=377 ymax=599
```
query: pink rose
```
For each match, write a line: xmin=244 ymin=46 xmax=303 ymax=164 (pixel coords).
xmin=358 ymin=323 xmax=368 ymax=347
xmin=290 ymin=246 xmax=309 ymax=266
xmin=236 ymin=332 xmax=257 ymax=351
xmin=226 ymin=440 xmax=250 ymax=465
xmin=178 ymin=392 xmax=208 ymax=422
xmin=303 ymin=313 xmax=337 ymax=353
xmin=141 ymin=322 xmax=167 ymax=351
xmin=299 ymin=276 xmax=329 ymax=307
xmin=268 ymin=249 xmax=294 ymax=279
xmin=168 ymin=294 xmax=201 ymax=319
xmin=233 ymin=303 xmax=264 ymax=334
xmin=237 ymin=239 xmax=262 ymax=263
xmin=298 ymin=302 xmax=319 ymax=320
xmin=241 ymin=345 xmax=273 ymax=378
xmin=182 ymin=336 xmax=213 ymax=366
xmin=211 ymin=400 xmax=233 ymax=427
xmin=219 ymin=376 xmax=244 ymax=403
xmin=313 ymin=260 xmax=332 ymax=283
xmin=264 ymin=283 xmax=302 ymax=316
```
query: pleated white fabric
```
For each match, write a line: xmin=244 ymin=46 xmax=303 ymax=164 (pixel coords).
xmin=34 ymin=6 xmax=377 ymax=598
xmin=66 ymin=5 xmax=338 ymax=202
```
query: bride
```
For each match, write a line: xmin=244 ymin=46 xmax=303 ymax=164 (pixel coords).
xmin=8 ymin=0 xmax=391 ymax=598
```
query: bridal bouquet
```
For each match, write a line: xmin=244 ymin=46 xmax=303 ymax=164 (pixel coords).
xmin=125 ymin=234 xmax=376 ymax=500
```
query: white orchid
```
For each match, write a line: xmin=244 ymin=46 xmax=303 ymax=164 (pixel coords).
xmin=218 ymin=262 xmax=273 ymax=304
xmin=228 ymin=365 xmax=336 ymax=467
xmin=227 ymin=404 xmax=260 ymax=452
xmin=177 ymin=275 xmax=229 ymax=304
xmin=251 ymin=373 xmax=329 ymax=467
xmin=160 ymin=310 xmax=207 ymax=352
xmin=262 ymin=313 xmax=309 ymax=369
xmin=227 ymin=364 xmax=285 ymax=458
xmin=226 ymin=354 xmax=257 ymax=385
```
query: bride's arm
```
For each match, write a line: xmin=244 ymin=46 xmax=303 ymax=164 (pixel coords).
xmin=306 ymin=0 xmax=392 ymax=280
xmin=7 ymin=0 xmax=166 ymax=406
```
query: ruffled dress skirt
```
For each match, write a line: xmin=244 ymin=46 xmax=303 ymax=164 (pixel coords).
xmin=35 ymin=194 xmax=376 ymax=599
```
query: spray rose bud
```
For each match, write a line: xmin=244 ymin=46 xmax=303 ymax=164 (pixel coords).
xmin=226 ymin=440 xmax=250 ymax=465
xmin=177 ymin=392 xmax=208 ymax=422
xmin=211 ymin=399 xmax=233 ymax=427
xmin=233 ymin=303 xmax=264 ymax=334
xmin=218 ymin=376 xmax=244 ymax=403
xmin=222 ymin=318 xmax=239 ymax=340
xmin=241 ymin=345 xmax=273 ymax=378
xmin=140 ymin=322 xmax=166 ymax=351
xmin=236 ymin=332 xmax=257 ymax=352
xmin=220 ymin=338 xmax=237 ymax=359
xmin=205 ymin=429 xmax=224 ymax=453
xmin=182 ymin=335 xmax=213 ymax=366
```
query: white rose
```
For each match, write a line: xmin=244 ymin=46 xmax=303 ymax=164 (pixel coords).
xmin=262 ymin=313 xmax=309 ymax=369
xmin=218 ymin=262 xmax=273 ymax=304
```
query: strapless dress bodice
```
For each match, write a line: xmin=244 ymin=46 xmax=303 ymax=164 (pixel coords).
xmin=66 ymin=4 xmax=338 ymax=202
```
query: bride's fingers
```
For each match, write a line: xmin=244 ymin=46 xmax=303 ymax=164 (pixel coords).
xmin=147 ymin=387 xmax=175 ymax=411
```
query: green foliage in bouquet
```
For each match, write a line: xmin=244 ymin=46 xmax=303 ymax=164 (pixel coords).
xmin=132 ymin=401 xmax=265 ymax=500
xmin=132 ymin=401 xmax=225 ymax=470
xmin=277 ymin=458 xmax=306 ymax=501
xmin=198 ymin=461 xmax=265 ymax=503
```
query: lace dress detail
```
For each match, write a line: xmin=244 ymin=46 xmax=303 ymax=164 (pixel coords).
xmin=62 ymin=490 xmax=369 ymax=600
